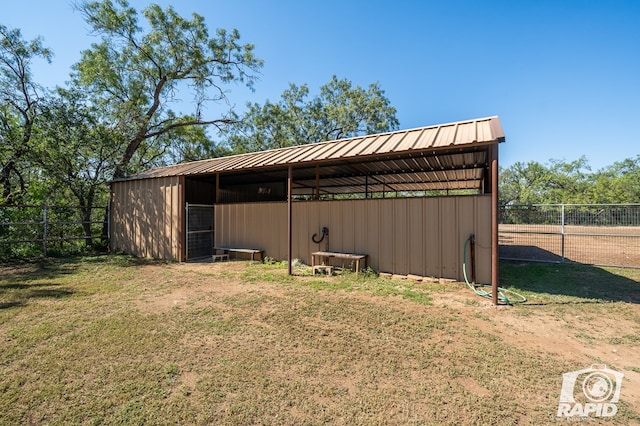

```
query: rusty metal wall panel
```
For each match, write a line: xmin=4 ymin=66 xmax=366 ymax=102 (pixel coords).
xmin=213 ymin=195 xmax=492 ymax=283
xmin=329 ymin=202 xmax=344 ymax=252
xmin=314 ymin=201 xmax=332 ymax=257
xmin=213 ymin=204 xmax=225 ymax=249
xmin=215 ymin=204 xmax=231 ymax=254
xmin=110 ymin=176 xmax=182 ymax=260
xmin=439 ymin=197 xmax=459 ymax=279
xmin=293 ymin=201 xmax=340 ymax=265
xmin=292 ymin=202 xmax=309 ymax=264
xmin=353 ymin=201 xmax=368 ymax=255
xmin=474 ymin=196 xmax=492 ymax=283
xmin=393 ymin=198 xmax=409 ymax=274
xmin=341 ymin=201 xmax=356 ymax=253
xmin=458 ymin=197 xmax=478 ymax=282
xmin=423 ymin=197 xmax=442 ymax=278
xmin=365 ymin=199 xmax=381 ymax=272
xmin=138 ymin=179 xmax=150 ymax=257
xmin=407 ymin=198 xmax=424 ymax=276
xmin=377 ymin=199 xmax=395 ymax=273
xmin=164 ymin=182 xmax=176 ymax=259
xmin=215 ymin=202 xmax=288 ymax=260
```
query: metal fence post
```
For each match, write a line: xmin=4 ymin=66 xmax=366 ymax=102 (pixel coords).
xmin=43 ymin=205 xmax=48 ymax=256
xmin=107 ymin=196 xmax=110 ymax=249
xmin=0 ymin=204 xmax=109 ymax=258
xmin=499 ymin=203 xmax=640 ymax=268
xmin=561 ymin=204 xmax=565 ymax=262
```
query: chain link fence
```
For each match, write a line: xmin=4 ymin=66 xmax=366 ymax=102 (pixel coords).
xmin=0 ymin=205 xmax=107 ymax=259
xmin=499 ymin=204 xmax=640 ymax=267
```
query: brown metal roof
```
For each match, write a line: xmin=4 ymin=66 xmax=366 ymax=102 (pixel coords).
xmin=122 ymin=116 xmax=504 ymax=182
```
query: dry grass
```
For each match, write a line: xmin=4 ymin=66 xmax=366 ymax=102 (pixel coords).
xmin=0 ymin=256 xmax=639 ymax=425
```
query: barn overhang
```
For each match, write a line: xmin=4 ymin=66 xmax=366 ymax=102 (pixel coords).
xmin=116 ymin=116 xmax=505 ymax=199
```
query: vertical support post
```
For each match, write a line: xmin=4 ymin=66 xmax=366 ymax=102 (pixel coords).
xmin=287 ymin=166 xmax=293 ymax=275
xmin=215 ymin=173 xmax=220 ymax=204
xmin=314 ymin=164 xmax=320 ymax=200
xmin=107 ymin=190 xmax=111 ymax=253
xmin=214 ymin=173 xmax=220 ymax=251
xmin=365 ymin=175 xmax=369 ymax=199
xmin=561 ymin=204 xmax=566 ymax=262
xmin=43 ymin=205 xmax=48 ymax=256
xmin=470 ymin=234 xmax=476 ymax=284
xmin=489 ymin=144 xmax=499 ymax=305
xmin=178 ymin=176 xmax=186 ymax=262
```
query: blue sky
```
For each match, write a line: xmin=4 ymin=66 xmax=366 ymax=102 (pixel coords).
xmin=3 ymin=0 xmax=639 ymax=170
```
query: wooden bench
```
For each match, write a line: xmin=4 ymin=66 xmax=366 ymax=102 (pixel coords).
xmin=311 ymin=251 xmax=368 ymax=276
xmin=214 ymin=247 xmax=265 ymax=262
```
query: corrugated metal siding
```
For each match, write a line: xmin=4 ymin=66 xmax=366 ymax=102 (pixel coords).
xmin=214 ymin=196 xmax=491 ymax=282
xmin=214 ymin=202 xmax=287 ymax=259
xmin=110 ymin=176 xmax=183 ymax=260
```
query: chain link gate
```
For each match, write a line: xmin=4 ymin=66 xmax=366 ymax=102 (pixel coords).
xmin=185 ymin=203 xmax=214 ymax=260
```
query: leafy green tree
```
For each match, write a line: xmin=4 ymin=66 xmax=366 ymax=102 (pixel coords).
xmin=0 ymin=24 xmax=52 ymax=204
xmin=225 ymin=75 xmax=399 ymax=153
xmin=159 ymin=124 xmax=228 ymax=164
xmin=72 ymin=0 xmax=263 ymax=179
xmin=544 ymin=157 xmax=591 ymax=203
xmin=499 ymin=156 xmax=591 ymax=205
xmin=499 ymin=161 xmax=550 ymax=205
xmin=34 ymin=88 xmax=124 ymax=244
xmin=587 ymin=156 xmax=640 ymax=203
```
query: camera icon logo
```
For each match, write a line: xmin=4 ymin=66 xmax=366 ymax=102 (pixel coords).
xmin=557 ymin=364 xmax=623 ymax=418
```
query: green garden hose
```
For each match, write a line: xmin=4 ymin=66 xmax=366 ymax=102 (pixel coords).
xmin=463 ymin=235 xmax=527 ymax=305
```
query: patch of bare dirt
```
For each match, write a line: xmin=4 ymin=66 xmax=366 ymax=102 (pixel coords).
xmin=429 ymin=286 xmax=640 ymax=413
xmin=125 ymin=260 xmax=640 ymax=417
xmin=132 ymin=261 xmax=278 ymax=312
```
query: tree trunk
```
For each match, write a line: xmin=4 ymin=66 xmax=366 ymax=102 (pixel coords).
xmin=80 ymin=206 xmax=93 ymax=247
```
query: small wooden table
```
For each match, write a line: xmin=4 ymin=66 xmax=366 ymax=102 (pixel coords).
xmin=214 ymin=247 xmax=264 ymax=262
xmin=311 ymin=251 xmax=368 ymax=276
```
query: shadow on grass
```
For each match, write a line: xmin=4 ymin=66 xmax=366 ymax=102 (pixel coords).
xmin=1 ymin=253 xmax=158 ymax=280
xmin=500 ymin=260 xmax=640 ymax=304
xmin=0 ymin=301 xmax=25 ymax=309
xmin=0 ymin=258 xmax=81 ymax=283
xmin=0 ymin=281 xmax=75 ymax=309
xmin=0 ymin=254 xmax=163 ymax=310
xmin=0 ymin=282 xmax=63 ymax=290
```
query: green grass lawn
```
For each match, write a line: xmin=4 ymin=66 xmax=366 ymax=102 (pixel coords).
xmin=1 ymin=256 xmax=638 ymax=425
